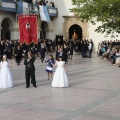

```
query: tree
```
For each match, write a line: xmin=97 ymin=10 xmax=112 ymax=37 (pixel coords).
xmin=0 ymin=1 xmax=2 ymax=9
xmin=70 ymin=0 xmax=120 ymax=34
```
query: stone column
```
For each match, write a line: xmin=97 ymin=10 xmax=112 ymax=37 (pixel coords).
xmin=9 ymin=27 xmax=19 ymax=40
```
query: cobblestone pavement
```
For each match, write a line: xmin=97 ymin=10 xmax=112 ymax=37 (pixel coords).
xmin=0 ymin=54 xmax=120 ymax=120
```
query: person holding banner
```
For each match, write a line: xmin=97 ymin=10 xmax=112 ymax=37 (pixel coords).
xmin=24 ymin=51 xmax=37 ymax=88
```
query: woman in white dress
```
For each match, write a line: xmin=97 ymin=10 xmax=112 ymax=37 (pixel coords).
xmin=52 ymin=56 xmax=69 ymax=87
xmin=0 ymin=55 xmax=13 ymax=88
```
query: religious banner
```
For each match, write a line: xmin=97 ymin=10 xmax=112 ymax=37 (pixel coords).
xmin=18 ymin=15 xmax=38 ymax=44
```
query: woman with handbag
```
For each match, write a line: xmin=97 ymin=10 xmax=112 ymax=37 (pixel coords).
xmin=46 ymin=54 xmax=55 ymax=80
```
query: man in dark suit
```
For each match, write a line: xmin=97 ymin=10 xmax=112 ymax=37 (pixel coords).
xmin=56 ymin=47 xmax=66 ymax=62
xmin=24 ymin=51 xmax=37 ymax=88
xmin=0 ymin=41 xmax=5 ymax=56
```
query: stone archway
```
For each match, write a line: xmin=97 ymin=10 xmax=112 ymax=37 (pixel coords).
xmin=1 ymin=18 xmax=13 ymax=40
xmin=40 ymin=21 xmax=49 ymax=39
xmin=0 ymin=12 xmax=15 ymax=40
xmin=69 ymin=24 xmax=82 ymax=40
xmin=63 ymin=16 xmax=89 ymax=40
xmin=0 ymin=11 xmax=19 ymax=40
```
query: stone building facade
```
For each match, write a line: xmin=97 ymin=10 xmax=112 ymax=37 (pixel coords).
xmin=0 ymin=0 xmax=120 ymax=51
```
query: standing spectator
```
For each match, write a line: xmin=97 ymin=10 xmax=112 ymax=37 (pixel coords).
xmin=63 ymin=43 xmax=68 ymax=63
xmin=0 ymin=41 xmax=5 ymax=57
xmin=55 ymin=45 xmax=61 ymax=60
xmin=81 ymin=41 xmax=88 ymax=58
xmin=68 ymin=42 xmax=73 ymax=59
xmin=6 ymin=41 xmax=13 ymax=59
xmin=40 ymin=42 xmax=46 ymax=63
xmin=15 ymin=46 xmax=22 ymax=65
xmin=88 ymin=41 xmax=93 ymax=58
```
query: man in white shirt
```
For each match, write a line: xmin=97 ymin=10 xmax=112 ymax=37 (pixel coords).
xmin=88 ymin=41 xmax=93 ymax=58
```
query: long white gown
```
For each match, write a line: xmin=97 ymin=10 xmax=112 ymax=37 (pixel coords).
xmin=0 ymin=61 xmax=13 ymax=88
xmin=52 ymin=61 xmax=69 ymax=87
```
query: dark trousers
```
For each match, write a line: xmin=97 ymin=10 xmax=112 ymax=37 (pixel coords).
xmin=25 ymin=70 xmax=36 ymax=87
xmin=16 ymin=55 xmax=21 ymax=64
xmin=88 ymin=49 xmax=92 ymax=58
xmin=81 ymin=50 xmax=86 ymax=58
xmin=41 ymin=54 xmax=45 ymax=62
xmin=7 ymin=52 xmax=12 ymax=59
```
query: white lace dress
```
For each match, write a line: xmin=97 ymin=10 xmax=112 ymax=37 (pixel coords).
xmin=0 ymin=61 xmax=13 ymax=88
xmin=52 ymin=61 xmax=69 ymax=87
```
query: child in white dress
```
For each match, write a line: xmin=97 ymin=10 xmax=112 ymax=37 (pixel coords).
xmin=0 ymin=55 xmax=13 ymax=88
xmin=52 ymin=56 xmax=69 ymax=87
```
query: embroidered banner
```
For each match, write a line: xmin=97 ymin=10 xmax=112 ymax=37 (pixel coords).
xmin=18 ymin=15 xmax=38 ymax=44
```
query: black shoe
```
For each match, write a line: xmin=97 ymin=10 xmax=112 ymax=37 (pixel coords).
xmin=26 ymin=86 xmax=29 ymax=88
xmin=33 ymin=85 xmax=37 ymax=88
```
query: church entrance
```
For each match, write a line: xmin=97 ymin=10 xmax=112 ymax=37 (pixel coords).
xmin=69 ymin=24 xmax=82 ymax=40
xmin=40 ymin=21 xmax=49 ymax=39
xmin=1 ymin=18 xmax=11 ymax=40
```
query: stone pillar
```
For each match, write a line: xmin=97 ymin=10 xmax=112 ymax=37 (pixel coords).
xmin=9 ymin=27 xmax=19 ymax=40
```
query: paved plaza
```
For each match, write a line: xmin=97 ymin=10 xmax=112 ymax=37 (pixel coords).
xmin=0 ymin=53 xmax=120 ymax=120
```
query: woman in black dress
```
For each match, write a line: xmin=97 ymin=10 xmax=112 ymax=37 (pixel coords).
xmin=69 ymin=42 xmax=73 ymax=59
xmin=15 ymin=46 xmax=22 ymax=65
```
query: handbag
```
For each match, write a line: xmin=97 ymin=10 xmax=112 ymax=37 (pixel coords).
xmin=46 ymin=66 xmax=53 ymax=71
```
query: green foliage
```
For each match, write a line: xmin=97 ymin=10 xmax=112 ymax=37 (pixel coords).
xmin=70 ymin=0 xmax=120 ymax=34
xmin=0 ymin=0 xmax=2 ymax=9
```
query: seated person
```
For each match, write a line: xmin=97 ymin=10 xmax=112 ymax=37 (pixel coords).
xmin=115 ymin=48 xmax=120 ymax=66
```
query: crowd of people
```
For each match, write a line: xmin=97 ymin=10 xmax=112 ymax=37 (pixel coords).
xmin=0 ymin=39 xmax=93 ymax=64
xmin=10 ymin=0 xmax=55 ymax=7
xmin=0 ymin=39 xmax=55 ymax=65
xmin=0 ymin=38 xmax=93 ymax=89
xmin=37 ymin=0 xmax=55 ymax=7
xmin=97 ymin=40 xmax=120 ymax=67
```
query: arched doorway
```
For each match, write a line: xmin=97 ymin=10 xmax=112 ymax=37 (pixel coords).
xmin=1 ymin=18 xmax=13 ymax=40
xmin=40 ymin=22 xmax=48 ymax=39
xmin=69 ymin=24 xmax=82 ymax=40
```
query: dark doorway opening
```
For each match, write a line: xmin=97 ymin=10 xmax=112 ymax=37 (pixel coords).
xmin=1 ymin=18 xmax=11 ymax=40
xmin=69 ymin=24 xmax=82 ymax=40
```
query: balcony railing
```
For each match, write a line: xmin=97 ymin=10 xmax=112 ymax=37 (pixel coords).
xmin=48 ymin=7 xmax=58 ymax=17
xmin=0 ymin=0 xmax=58 ymax=17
